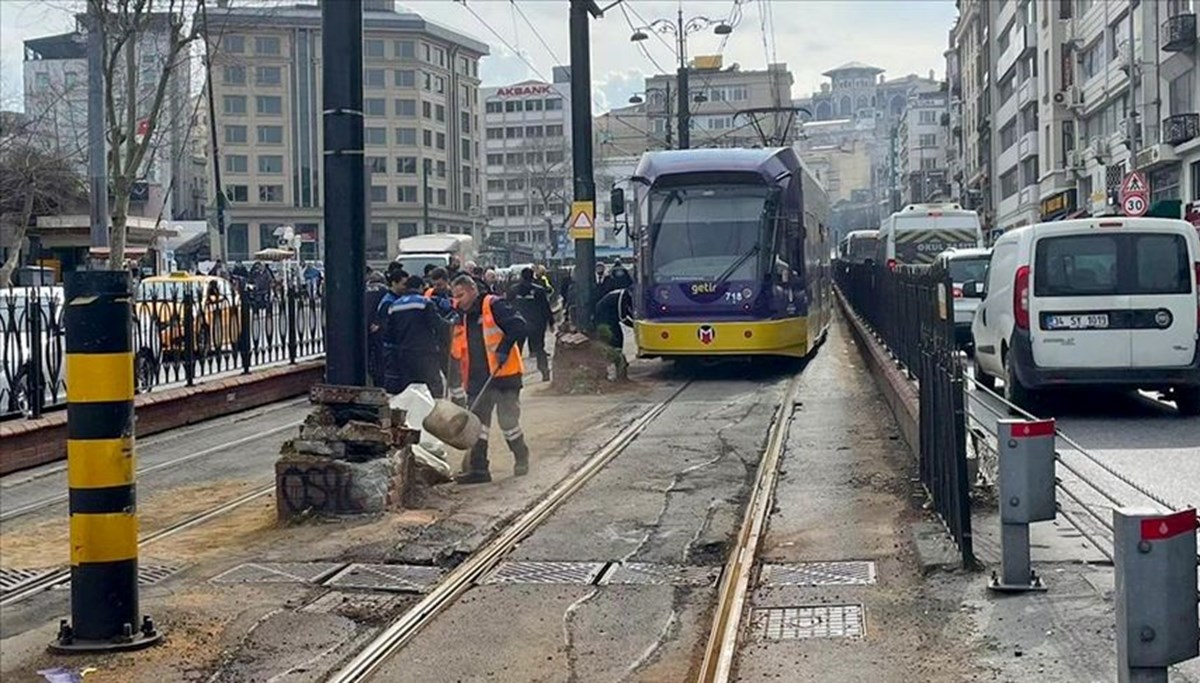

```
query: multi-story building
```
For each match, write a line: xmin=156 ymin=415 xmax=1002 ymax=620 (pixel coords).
xmin=896 ymin=89 xmax=951 ymax=205
xmin=23 ymin=17 xmax=195 ymax=221
xmin=595 ymin=102 xmax=652 ymax=157
xmin=481 ymin=67 xmax=572 ymax=254
xmin=947 ymin=0 xmax=1200 ymax=233
xmin=204 ymin=0 xmax=488 ymax=262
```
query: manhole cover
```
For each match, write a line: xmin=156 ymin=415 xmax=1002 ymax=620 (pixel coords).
xmin=751 ymin=604 xmax=865 ymax=640
xmin=479 ymin=561 xmax=606 ymax=585
xmin=760 ymin=561 xmax=876 ymax=587
xmin=599 ymin=562 xmax=721 ymax=587
xmin=139 ymin=563 xmax=184 ymax=586
xmin=303 ymin=590 xmax=403 ymax=615
xmin=324 ymin=563 xmax=444 ymax=593
xmin=210 ymin=562 xmax=345 ymax=585
xmin=0 ymin=567 xmax=58 ymax=594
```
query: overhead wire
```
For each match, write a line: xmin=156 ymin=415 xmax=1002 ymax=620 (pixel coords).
xmin=511 ymin=1 xmax=565 ymax=66
xmin=457 ymin=1 xmax=551 ymax=83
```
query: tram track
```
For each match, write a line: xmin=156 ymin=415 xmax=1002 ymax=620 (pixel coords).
xmin=0 ymin=483 xmax=275 ymax=607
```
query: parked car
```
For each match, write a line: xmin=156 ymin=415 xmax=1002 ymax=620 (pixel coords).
xmin=931 ymin=247 xmax=992 ymax=351
xmin=966 ymin=217 xmax=1200 ymax=415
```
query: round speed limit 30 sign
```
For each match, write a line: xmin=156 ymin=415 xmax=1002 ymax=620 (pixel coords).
xmin=1122 ymin=193 xmax=1147 ymax=217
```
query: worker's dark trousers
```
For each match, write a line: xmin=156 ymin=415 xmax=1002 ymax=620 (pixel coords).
xmin=466 ymin=386 xmax=529 ymax=474
xmin=524 ymin=324 xmax=550 ymax=379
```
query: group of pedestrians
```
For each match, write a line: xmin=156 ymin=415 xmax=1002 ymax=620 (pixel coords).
xmin=366 ymin=260 xmax=545 ymax=485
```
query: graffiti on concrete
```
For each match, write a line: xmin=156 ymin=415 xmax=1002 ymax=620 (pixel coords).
xmin=278 ymin=464 xmax=359 ymax=515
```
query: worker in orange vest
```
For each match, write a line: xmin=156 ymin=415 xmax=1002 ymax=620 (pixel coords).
xmin=449 ymin=274 xmax=529 ymax=484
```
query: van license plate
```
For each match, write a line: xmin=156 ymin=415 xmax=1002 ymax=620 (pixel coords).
xmin=1046 ymin=314 xmax=1110 ymax=330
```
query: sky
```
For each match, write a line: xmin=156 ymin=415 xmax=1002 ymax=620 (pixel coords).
xmin=0 ymin=0 xmax=958 ymax=114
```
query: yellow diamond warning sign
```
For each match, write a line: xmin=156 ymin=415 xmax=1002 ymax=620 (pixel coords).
xmin=569 ymin=201 xmax=595 ymax=239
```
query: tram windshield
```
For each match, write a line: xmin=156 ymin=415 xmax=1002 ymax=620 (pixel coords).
xmin=648 ymin=185 xmax=770 ymax=283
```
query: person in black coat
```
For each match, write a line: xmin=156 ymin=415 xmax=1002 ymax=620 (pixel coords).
xmin=508 ymin=267 xmax=554 ymax=381
xmin=381 ymin=272 xmax=445 ymax=397
xmin=364 ymin=270 xmax=390 ymax=387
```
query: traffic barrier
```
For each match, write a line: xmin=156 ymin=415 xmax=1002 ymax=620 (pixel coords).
xmin=50 ymin=271 xmax=160 ymax=653
xmin=988 ymin=418 xmax=1056 ymax=592
xmin=1114 ymin=507 xmax=1199 ymax=683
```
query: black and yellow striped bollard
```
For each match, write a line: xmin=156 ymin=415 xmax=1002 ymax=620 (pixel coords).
xmin=50 ymin=270 xmax=160 ymax=653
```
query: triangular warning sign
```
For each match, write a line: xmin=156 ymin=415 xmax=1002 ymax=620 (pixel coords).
xmin=1121 ymin=172 xmax=1147 ymax=194
xmin=571 ymin=212 xmax=593 ymax=229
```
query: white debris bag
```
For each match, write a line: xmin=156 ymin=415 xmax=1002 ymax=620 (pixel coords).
xmin=388 ymin=384 xmax=450 ymax=456
xmin=411 ymin=443 xmax=452 ymax=484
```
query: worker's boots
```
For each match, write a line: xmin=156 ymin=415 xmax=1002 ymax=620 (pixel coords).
xmin=511 ymin=436 xmax=531 ymax=477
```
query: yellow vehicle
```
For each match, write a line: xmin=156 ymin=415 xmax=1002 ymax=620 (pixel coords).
xmin=135 ymin=273 xmax=242 ymax=383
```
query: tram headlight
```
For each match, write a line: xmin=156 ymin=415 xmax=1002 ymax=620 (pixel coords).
xmin=655 ymin=286 xmax=671 ymax=303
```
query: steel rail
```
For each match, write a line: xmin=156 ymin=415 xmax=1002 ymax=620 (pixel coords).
xmin=326 ymin=381 xmax=694 ymax=683
xmin=0 ymin=483 xmax=274 ymax=606
xmin=0 ymin=422 xmax=299 ymax=523
xmin=697 ymin=372 xmax=802 ymax=683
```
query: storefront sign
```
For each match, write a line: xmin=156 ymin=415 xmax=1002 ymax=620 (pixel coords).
xmin=1040 ymin=189 xmax=1077 ymax=220
xmin=496 ymin=83 xmax=552 ymax=98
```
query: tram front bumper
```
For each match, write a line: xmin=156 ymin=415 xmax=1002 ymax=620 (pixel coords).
xmin=634 ymin=318 xmax=808 ymax=357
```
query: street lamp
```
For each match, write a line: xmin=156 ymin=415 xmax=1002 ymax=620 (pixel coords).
xmin=629 ymin=85 xmax=673 ymax=148
xmin=630 ymin=10 xmax=733 ymax=149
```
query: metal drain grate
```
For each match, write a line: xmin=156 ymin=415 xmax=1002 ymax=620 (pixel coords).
xmin=0 ymin=567 xmax=58 ymax=594
xmin=139 ymin=563 xmax=184 ymax=586
xmin=751 ymin=604 xmax=865 ymax=640
xmin=323 ymin=563 xmax=443 ymax=593
xmin=760 ymin=561 xmax=876 ymax=587
xmin=599 ymin=562 xmax=721 ymax=587
xmin=479 ymin=561 xmax=606 ymax=585
xmin=303 ymin=590 xmax=403 ymax=615
xmin=210 ymin=562 xmax=345 ymax=585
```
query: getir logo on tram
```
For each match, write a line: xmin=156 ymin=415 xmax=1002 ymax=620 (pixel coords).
xmin=691 ymin=282 xmax=718 ymax=295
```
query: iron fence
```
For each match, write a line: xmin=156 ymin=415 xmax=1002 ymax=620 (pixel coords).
xmin=836 ymin=261 xmax=975 ymax=567
xmin=2 ymin=278 xmax=324 ymax=421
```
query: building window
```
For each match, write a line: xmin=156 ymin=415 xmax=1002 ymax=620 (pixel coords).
xmin=1020 ymin=156 xmax=1039 ymax=186
xmin=395 ymin=69 xmax=416 ymax=87
xmin=526 ymin=125 xmax=544 ymax=137
xmin=436 ymin=132 xmax=446 ymax=150
xmin=365 ymin=127 xmax=387 ymax=145
xmin=223 ymin=95 xmax=247 ymax=115
xmin=918 ymin=110 xmax=938 ymax=125
xmin=486 ymin=127 xmax=504 ymax=140
xmin=506 ymin=126 xmax=523 ymax=139
xmin=257 ymin=125 xmax=284 ymax=144
xmin=1169 ymin=72 xmax=1194 ymax=117
xmin=225 ymin=125 xmax=247 ymax=144
xmin=487 ymin=179 xmax=504 ymax=192
xmin=506 ymin=178 xmax=525 ymax=191
xmin=437 ymin=188 xmax=447 ymax=206
xmin=256 ymin=96 xmax=282 ymax=115
xmin=257 ymin=224 xmax=281 ymax=250
xmin=395 ymin=127 xmax=417 ymax=146
xmin=223 ymin=65 xmax=246 ymax=85
xmin=546 ymin=124 xmax=564 ymax=137
xmin=258 ymin=155 xmax=283 ymax=174
xmin=422 ymin=129 xmax=432 ymax=147
xmin=367 ymin=222 xmax=388 ymax=259
xmin=485 ymin=101 xmax=503 ymax=113
xmin=369 ymin=185 xmax=387 ymax=202
xmin=365 ymin=68 xmax=386 ymax=89
xmin=487 ymin=153 xmax=503 ymax=166
xmin=460 ymin=111 xmax=471 ymax=131
xmin=461 ymin=165 xmax=471 ymax=187
xmin=365 ymin=98 xmax=386 ymax=117
xmin=544 ymin=98 xmax=564 ymax=111
xmin=1108 ymin=13 xmax=1130 ymax=63
xmin=505 ymin=101 xmax=520 ymax=113
xmin=505 ymin=152 xmax=522 ymax=165
xmin=364 ymin=39 xmax=385 ymax=59
xmin=395 ymin=40 xmax=415 ymax=59
xmin=1081 ymin=40 xmax=1103 ymax=80
xmin=227 ymin=223 xmax=249 ymax=259
xmin=399 ymin=222 xmax=418 ymax=238
xmin=258 ymin=185 xmax=283 ymax=202
xmin=506 ymin=204 xmax=526 ymax=217
xmin=488 ymin=205 xmax=505 ymax=218
xmin=224 ymin=36 xmax=245 ymax=54
xmin=461 ymin=140 xmax=471 ymax=161
xmin=398 ymin=185 xmax=418 ymax=202
xmin=256 ymin=66 xmax=281 ymax=86
xmin=918 ymin=134 xmax=937 ymax=147
xmin=435 ymin=104 xmax=446 ymax=122
xmin=225 ymin=155 xmax=248 ymax=173
xmin=1000 ymin=168 xmax=1018 ymax=198
xmin=546 ymin=150 xmax=564 ymax=164
xmin=255 ymin=36 xmax=281 ymax=55
xmin=525 ymin=99 xmax=543 ymax=112
xmin=396 ymin=156 xmax=417 ymax=174
xmin=395 ymin=98 xmax=416 ymax=117
xmin=226 ymin=185 xmax=248 ymax=202
xmin=1000 ymin=121 xmax=1017 ymax=151
xmin=367 ymin=156 xmax=387 ymax=174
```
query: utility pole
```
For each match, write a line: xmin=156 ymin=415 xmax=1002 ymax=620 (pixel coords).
xmin=86 ymin=1 xmax=108 ymax=254
xmin=663 ymin=81 xmax=674 ymax=149
xmin=200 ymin=0 xmax=226 ymax=261
xmin=1125 ymin=5 xmax=1139 ymax=166
xmin=321 ymin=0 xmax=366 ymax=386
xmin=569 ymin=0 xmax=601 ymax=333
xmin=675 ymin=9 xmax=690 ymax=150
xmin=422 ymin=159 xmax=431 ymax=234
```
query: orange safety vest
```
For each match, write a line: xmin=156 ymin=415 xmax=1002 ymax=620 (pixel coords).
xmin=451 ymin=295 xmax=523 ymax=388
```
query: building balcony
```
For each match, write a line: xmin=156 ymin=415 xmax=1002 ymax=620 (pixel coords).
xmin=1018 ymin=130 xmax=1038 ymax=159
xmin=1163 ymin=113 xmax=1200 ymax=146
xmin=1017 ymin=78 xmax=1035 ymax=109
xmin=1161 ymin=13 xmax=1197 ymax=53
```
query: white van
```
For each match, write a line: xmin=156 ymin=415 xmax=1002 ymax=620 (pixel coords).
xmin=878 ymin=203 xmax=983 ymax=269
xmin=968 ymin=217 xmax=1200 ymax=415
xmin=839 ymin=229 xmax=879 ymax=265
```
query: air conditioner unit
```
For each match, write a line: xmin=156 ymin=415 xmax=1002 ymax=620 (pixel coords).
xmin=1052 ymin=85 xmax=1084 ymax=109
xmin=1066 ymin=149 xmax=1084 ymax=169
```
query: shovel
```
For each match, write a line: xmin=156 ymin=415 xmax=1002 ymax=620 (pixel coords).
xmin=422 ymin=371 xmax=497 ymax=450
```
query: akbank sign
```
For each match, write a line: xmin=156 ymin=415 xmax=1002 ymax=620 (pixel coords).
xmin=496 ymin=83 xmax=553 ymax=98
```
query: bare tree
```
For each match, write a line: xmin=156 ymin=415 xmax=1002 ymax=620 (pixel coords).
xmin=91 ymin=0 xmax=203 ymax=269
xmin=0 ymin=141 xmax=87 ymax=286
xmin=520 ymin=136 xmax=573 ymax=254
